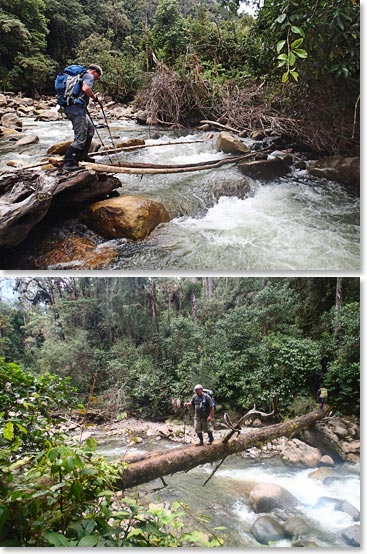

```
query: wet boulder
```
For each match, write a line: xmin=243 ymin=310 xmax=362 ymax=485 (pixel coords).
xmin=238 ymin=157 xmax=291 ymax=180
xmin=283 ymin=516 xmax=312 ymax=539
xmin=313 ymin=497 xmax=360 ymax=521
xmin=250 ymin=515 xmax=286 ymax=544
xmin=308 ymin=156 xmax=359 ymax=186
xmin=340 ymin=525 xmax=360 ymax=547
xmin=280 ymin=438 xmax=322 ymax=468
xmin=116 ymin=138 xmax=145 ymax=148
xmin=84 ymin=195 xmax=170 ymax=240
xmin=248 ymin=483 xmax=299 ymax=513
xmin=215 ymin=131 xmax=250 ymax=155
xmin=308 ymin=467 xmax=335 ymax=482
xmin=34 ymin=237 xmax=118 ymax=270
xmin=47 ymin=139 xmax=99 ymax=156
xmin=0 ymin=93 xmax=8 ymax=107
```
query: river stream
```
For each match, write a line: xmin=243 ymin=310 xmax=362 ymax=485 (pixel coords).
xmin=0 ymin=117 xmax=360 ymax=270
xmin=93 ymin=431 xmax=360 ymax=547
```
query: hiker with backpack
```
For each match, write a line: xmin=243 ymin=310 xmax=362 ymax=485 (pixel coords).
xmin=317 ymin=384 xmax=328 ymax=409
xmin=56 ymin=64 xmax=104 ymax=171
xmin=184 ymin=384 xmax=214 ymax=446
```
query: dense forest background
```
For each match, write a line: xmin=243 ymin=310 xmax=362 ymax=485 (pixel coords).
xmin=0 ymin=0 xmax=360 ymax=153
xmin=0 ymin=277 xmax=360 ymax=418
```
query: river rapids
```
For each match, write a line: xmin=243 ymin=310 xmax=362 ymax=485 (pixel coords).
xmin=0 ymin=117 xmax=360 ymax=270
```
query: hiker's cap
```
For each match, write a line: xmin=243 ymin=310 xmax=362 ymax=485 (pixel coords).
xmin=194 ymin=384 xmax=203 ymax=391
xmin=88 ymin=64 xmax=103 ymax=76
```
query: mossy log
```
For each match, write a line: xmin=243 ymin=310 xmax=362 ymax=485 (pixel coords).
xmin=117 ymin=408 xmax=330 ymax=490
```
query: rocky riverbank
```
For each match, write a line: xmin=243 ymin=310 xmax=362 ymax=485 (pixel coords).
xmin=66 ymin=412 xmax=360 ymax=467
xmin=66 ymin=413 xmax=360 ymax=547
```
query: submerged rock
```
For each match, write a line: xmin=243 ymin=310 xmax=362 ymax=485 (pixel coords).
xmin=248 ymin=482 xmax=299 ymax=513
xmin=250 ymin=515 xmax=286 ymax=544
xmin=283 ymin=516 xmax=312 ymax=538
xmin=340 ymin=524 xmax=360 ymax=547
xmin=34 ymin=236 xmax=118 ymax=270
xmin=84 ymin=195 xmax=170 ymax=240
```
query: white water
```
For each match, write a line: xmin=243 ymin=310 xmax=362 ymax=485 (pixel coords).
xmin=1 ymin=118 xmax=359 ymax=270
xmin=93 ymin=432 xmax=360 ymax=547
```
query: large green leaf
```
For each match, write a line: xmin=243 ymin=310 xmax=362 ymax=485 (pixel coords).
xmin=2 ymin=422 xmax=14 ymax=441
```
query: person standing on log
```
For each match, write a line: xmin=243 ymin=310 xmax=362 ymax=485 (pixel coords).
xmin=63 ymin=64 xmax=104 ymax=171
xmin=185 ymin=384 xmax=214 ymax=446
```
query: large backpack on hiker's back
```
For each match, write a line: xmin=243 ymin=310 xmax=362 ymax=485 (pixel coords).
xmin=203 ymin=388 xmax=216 ymax=411
xmin=55 ymin=65 xmax=87 ymax=107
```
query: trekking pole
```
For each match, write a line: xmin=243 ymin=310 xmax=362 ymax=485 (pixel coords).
xmin=85 ymin=107 xmax=115 ymax=166
xmin=99 ymin=103 xmax=118 ymax=150
xmin=183 ymin=405 xmax=187 ymax=444
xmin=96 ymin=103 xmax=122 ymax=166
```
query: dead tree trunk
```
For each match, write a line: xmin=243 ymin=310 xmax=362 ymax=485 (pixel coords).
xmin=0 ymin=170 xmax=120 ymax=247
xmin=116 ymin=408 xmax=329 ymax=490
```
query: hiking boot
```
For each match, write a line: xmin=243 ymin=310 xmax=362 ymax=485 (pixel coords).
xmin=79 ymin=137 xmax=95 ymax=163
xmin=208 ymin=431 xmax=214 ymax=445
xmin=195 ymin=441 xmax=204 ymax=447
xmin=63 ymin=145 xmax=82 ymax=171
xmin=195 ymin=433 xmax=204 ymax=446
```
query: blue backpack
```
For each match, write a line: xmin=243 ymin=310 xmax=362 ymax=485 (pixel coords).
xmin=55 ymin=65 xmax=87 ymax=107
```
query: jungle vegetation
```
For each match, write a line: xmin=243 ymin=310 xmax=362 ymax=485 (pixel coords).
xmin=0 ymin=277 xmax=360 ymax=546
xmin=0 ymin=0 xmax=360 ymax=154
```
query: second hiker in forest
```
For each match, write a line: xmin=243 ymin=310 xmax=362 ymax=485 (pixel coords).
xmin=62 ymin=64 xmax=104 ymax=171
xmin=185 ymin=384 xmax=214 ymax=446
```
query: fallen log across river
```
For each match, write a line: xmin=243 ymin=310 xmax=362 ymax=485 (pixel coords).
xmin=81 ymin=151 xmax=262 ymax=175
xmin=116 ymin=408 xmax=331 ymax=490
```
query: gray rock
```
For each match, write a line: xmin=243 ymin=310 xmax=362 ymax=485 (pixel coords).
xmin=340 ymin=524 xmax=360 ymax=547
xmin=251 ymin=515 xmax=286 ymax=544
xmin=313 ymin=497 xmax=359 ymax=521
xmin=283 ymin=516 xmax=311 ymax=538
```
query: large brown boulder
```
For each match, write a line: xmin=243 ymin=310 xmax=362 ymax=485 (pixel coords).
xmin=84 ymin=195 xmax=170 ymax=240
xmin=238 ymin=158 xmax=291 ymax=180
xmin=308 ymin=156 xmax=359 ymax=186
xmin=248 ymin=483 xmax=299 ymax=513
xmin=215 ymin=131 xmax=250 ymax=154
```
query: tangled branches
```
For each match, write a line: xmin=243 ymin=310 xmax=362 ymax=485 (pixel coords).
xmin=136 ymin=63 xmax=359 ymax=156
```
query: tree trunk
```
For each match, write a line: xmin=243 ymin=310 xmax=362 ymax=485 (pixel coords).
xmin=116 ymin=409 xmax=329 ymax=490
xmin=0 ymin=170 xmax=120 ymax=247
xmin=334 ymin=277 xmax=343 ymax=338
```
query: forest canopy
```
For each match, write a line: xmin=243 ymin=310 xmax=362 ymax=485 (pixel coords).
xmin=0 ymin=0 xmax=360 ymax=154
xmin=0 ymin=277 xmax=360 ymax=418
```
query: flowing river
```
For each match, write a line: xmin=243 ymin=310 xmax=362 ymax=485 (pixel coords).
xmin=94 ymin=432 xmax=360 ymax=547
xmin=1 ymin=117 xmax=360 ymax=270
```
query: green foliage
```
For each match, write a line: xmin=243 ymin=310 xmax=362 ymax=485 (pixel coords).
xmin=0 ymin=360 xmax=222 ymax=546
xmin=0 ymin=277 xmax=360 ymax=420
